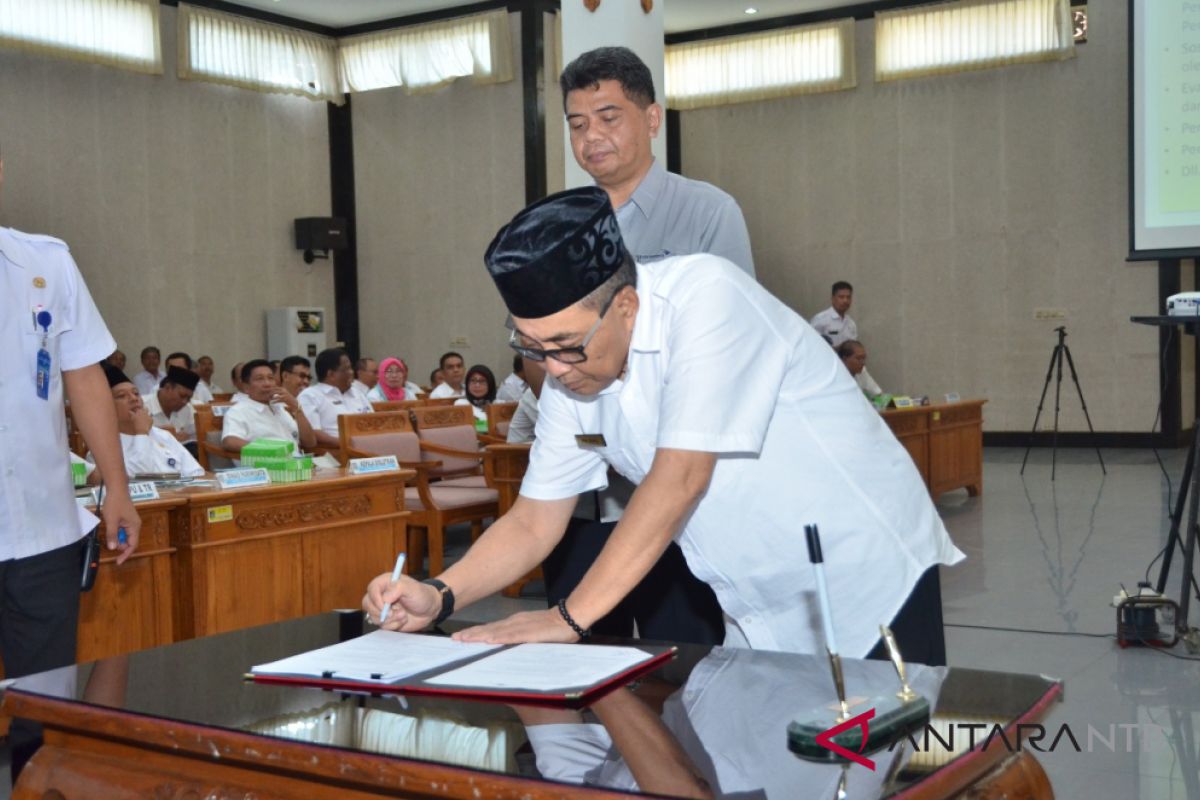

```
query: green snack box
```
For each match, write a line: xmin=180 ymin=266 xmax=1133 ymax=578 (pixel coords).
xmin=240 ymin=438 xmax=295 ymax=459
xmin=71 ymin=461 xmax=88 ymax=488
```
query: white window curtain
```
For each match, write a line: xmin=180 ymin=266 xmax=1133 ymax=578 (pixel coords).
xmin=338 ymin=9 xmax=513 ymax=95
xmin=177 ymin=3 xmax=341 ymax=104
xmin=0 ymin=0 xmax=161 ymax=74
xmin=665 ymin=19 xmax=856 ymax=111
xmin=875 ymin=0 xmax=1075 ymax=83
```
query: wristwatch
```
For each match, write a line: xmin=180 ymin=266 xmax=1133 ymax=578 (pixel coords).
xmin=421 ymin=578 xmax=455 ymax=626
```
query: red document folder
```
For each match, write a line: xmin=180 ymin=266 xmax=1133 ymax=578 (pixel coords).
xmin=247 ymin=638 xmax=677 ymax=710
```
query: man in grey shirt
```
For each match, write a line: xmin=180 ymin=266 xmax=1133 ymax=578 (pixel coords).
xmin=538 ymin=46 xmax=755 ymax=646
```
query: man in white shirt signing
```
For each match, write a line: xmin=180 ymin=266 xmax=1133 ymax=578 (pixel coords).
xmin=809 ymin=281 xmax=858 ymax=347
xmin=365 ymin=188 xmax=963 ymax=665
xmin=222 ymin=359 xmax=316 ymax=457
xmin=298 ymin=347 xmax=373 ymax=448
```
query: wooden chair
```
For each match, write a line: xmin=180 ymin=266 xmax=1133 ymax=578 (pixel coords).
xmin=484 ymin=443 xmax=542 ymax=597
xmin=410 ymin=405 xmax=491 ymax=488
xmin=417 ymin=397 xmax=457 ymax=407
xmin=338 ymin=411 xmax=498 ymax=577
xmin=370 ymin=398 xmax=449 ymax=413
xmin=484 ymin=402 xmax=518 ymax=443
xmin=65 ymin=405 xmax=88 ymax=457
xmin=212 ymin=393 xmax=233 ymax=403
xmin=194 ymin=403 xmax=237 ymax=470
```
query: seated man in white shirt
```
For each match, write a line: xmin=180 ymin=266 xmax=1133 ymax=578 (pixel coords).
xmin=165 ymin=351 xmax=211 ymax=405
xmin=496 ymin=354 xmax=528 ymax=403
xmin=132 ymin=345 xmax=165 ymax=396
xmin=506 ymin=357 xmax=544 ymax=445
xmin=428 ymin=352 xmax=466 ymax=399
xmin=353 ymin=357 xmax=378 ymax=397
xmin=221 ymin=359 xmax=316 ymax=457
xmin=93 ymin=363 xmax=204 ymax=478
xmin=196 ymin=355 xmax=223 ymax=399
xmin=809 ymin=281 xmax=857 ymax=347
xmin=298 ymin=347 xmax=374 ymax=448
xmin=279 ymin=355 xmax=312 ymax=398
xmin=836 ymin=339 xmax=884 ymax=399
xmin=228 ymin=362 xmax=251 ymax=404
xmin=143 ymin=366 xmax=198 ymax=452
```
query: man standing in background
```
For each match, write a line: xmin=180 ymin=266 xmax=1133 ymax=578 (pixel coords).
xmin=0 ymin=143 xmax=140 ymax=774
xmin=537 ymin=46 xmax=757 ymax=646
xmin=132 ymin=345 xmax=165 ymax=395
xmin=810 ymin=281 xmax=858 ymax=347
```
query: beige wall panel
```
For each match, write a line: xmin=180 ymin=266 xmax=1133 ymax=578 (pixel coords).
xmin=680 ymin=3 xmax=1159 ymax=431
xmin=353 ymin=13 xmax=524 ymax=384
xmin=0 ymin=6 xmax=334 ymax=379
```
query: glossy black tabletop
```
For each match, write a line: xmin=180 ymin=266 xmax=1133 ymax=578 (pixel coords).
xmin=4 ymin=612 xmax=1062 ymax=799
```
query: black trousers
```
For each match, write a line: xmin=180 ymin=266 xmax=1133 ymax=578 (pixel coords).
xmin=0 ymin=539 xmax=84 ymax=778
xmin=865 ymin=567 xmax=947 ymax=667
xmin=542 ymin=518 xmax=726 ymax=645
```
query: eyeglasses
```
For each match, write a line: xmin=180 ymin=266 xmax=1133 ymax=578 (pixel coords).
xmin=508 ymin=294 xmax=616 ymax=364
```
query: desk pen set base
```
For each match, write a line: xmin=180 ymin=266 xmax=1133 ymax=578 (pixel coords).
xmin=787 ymin=693 xmax=930 ymax=763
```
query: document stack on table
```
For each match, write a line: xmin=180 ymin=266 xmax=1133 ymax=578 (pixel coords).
xmin=248 ymin=630 xmax=675 ymax=707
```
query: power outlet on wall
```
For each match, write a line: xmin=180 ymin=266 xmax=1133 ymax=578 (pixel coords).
xmin=449 ymin=336 xmax=469 ymax=347
xmin=1033 ymin=308 xmax=1068 ymax=320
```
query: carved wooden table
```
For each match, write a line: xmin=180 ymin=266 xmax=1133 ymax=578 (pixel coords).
xmin=3 ymin=613 xmax=1061 ymax=800
xmin=882 ymin=399 xmax=986 ymax=499
xmin=168 ymin=470 xmax=412 ymax=640
xmin=77 ymin=494 xmax=187 ymax=662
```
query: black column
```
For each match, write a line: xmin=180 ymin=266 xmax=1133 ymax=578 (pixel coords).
xmin=1160 ymin=259 xmax=1183 ymax=443
xmin=521 ymin=6 xmax=547 ymax=205
xmin=327 ymin=95 xmax=360 ymax=361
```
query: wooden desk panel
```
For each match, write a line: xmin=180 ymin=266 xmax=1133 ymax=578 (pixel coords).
xmin=170 ymin=471 xmax=411 ymax=640
xmin=77 ymin=496 xmax=184 ymax=663
xmin=883 ymin=400 xmax=986 ymax=499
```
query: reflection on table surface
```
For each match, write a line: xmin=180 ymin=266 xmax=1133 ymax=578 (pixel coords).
xmin=5 ymin=613 xmax=1062 ymax=799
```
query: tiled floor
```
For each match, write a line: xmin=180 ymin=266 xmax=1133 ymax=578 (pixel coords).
xmin=4 ymin=447 xmax=1199 ymax=798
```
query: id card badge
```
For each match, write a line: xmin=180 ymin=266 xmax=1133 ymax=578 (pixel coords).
xmin=36 ymin=348 xmax=51 ymax=400
xmin=575 ymin=433 xmax=607 ymax=448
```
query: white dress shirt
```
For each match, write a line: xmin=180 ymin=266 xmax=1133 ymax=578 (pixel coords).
xmin=454 ymin=398 xmax=488 ymax=423
xmin=298 ymin=383 xmax=373 ymax=437
xmin=0 ymin=227 xmax=117 ymax=560
xmin=221 ymin=397 xmax=301 ymax=452
xmin=191 ymin=379 xmax=214 ymax=405
xmin=519 ymin=255 xmax=963 ymax=657
xmin=89 ymin=427 xmax=204 ymax=478
xmin=496 ymin=373 xmax=527 ymax=404
xmin=808 ymin=306 xmax=858 ymax=347
xmin=505 ymin=388 xmax=539 ymax=444
xmin=132 ymin=369 xmax=165 ymax=396
xmin=231 ymin=391 xmax=249 ymax=404
xmin=351 ymin=379 xmax=373 ymax=397
xmin=856 ymin=366 xmax=883 ymax=397
xmin=428 ymin=382 xmax=464 ymax=400
xmin=142 ymin=390 xmax=196 ymax=443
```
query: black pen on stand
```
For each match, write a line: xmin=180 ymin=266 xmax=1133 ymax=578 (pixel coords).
xmin=804 ymin=523 xmax=849 ymax=721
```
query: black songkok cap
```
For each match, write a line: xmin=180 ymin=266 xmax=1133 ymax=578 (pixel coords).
xmin=165 ymin=365 xmax=200 ymax=392
xmin=102 ymin=362 xmax=131 ymax=389
xmin=484 ymin=186 xmax=628 ymax=319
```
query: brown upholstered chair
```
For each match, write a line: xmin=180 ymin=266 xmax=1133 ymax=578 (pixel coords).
xmin=194 ymin=403 xmax=237 ymax=470
xmin=338 ymin=411 xmax=498 ymax=577
xmin=483 ymin=443 xmax=541 ymax=597
xmin=410 ymin=405 xmax=491 ymax=489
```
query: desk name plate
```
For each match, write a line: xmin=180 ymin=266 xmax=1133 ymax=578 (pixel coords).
xmin=216 ymin=468 xmax=271 ymax=489
xmin=128 ymin=481 xmax=161 ymax=502
xmin=348 ymin=455 xmax=401 ymax=475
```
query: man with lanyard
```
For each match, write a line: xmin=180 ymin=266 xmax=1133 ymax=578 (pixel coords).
xmin=541 ymin=46 xmax=756 ymax=645
xmin=365 ymin=187 xmax=963 ymax=665
xmin=0 ymin=145 xmax=140 ymax=774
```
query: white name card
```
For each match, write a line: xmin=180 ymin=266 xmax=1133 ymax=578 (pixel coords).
xmin=127 ymin=481 xmax=161 ymax=502
xmin=349 ymin=455 xmax=401 ymax=475
xmin=216 ymin=468 xmax=271 ymax=489
xmin=944 ymin=392 xmax=961 ymax=403
xmin=892 ymin=396 xmax=915 ymax=409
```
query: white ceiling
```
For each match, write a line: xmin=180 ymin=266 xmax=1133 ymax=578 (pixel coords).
xmin=220 ymin=0 xmax=866 ymax=34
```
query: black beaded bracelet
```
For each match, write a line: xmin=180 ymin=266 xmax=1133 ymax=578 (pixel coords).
xmin=557 ymin=598 xmax=591 ymax=639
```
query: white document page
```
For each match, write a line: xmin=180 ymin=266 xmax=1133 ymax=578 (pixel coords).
xmin=425 ymin=643 xmax=651 ymax=692
xmin=251 ymin=630 xmax=501 ymax=684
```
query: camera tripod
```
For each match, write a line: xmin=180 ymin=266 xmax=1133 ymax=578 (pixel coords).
xmin=1020 ymin=326 xmax=1106 ymax=481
